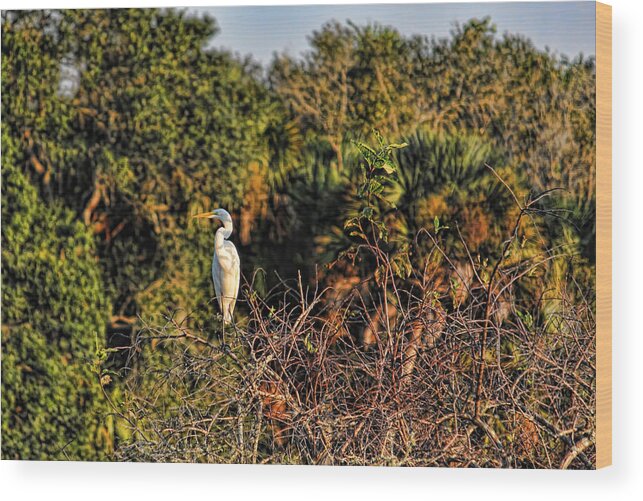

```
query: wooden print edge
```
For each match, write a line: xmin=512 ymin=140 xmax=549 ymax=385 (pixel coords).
xmin=596 ymin=1 xmax=612 ymax=469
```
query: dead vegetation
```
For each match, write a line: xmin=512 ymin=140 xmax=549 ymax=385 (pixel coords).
xmin=107 ymin=188 xmax=595 ymax=468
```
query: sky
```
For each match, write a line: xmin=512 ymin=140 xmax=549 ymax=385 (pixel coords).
xmin=189 ymin=1 xmax=596 ymax=65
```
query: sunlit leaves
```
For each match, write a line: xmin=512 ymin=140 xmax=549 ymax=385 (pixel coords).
xmin=1 ymin=160 xmax=111 ymax=460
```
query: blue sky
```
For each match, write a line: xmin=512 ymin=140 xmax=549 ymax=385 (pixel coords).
xmin=189 ymin=2 xmax=595 ymax=65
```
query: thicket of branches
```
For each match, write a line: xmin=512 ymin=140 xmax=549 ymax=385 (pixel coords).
xmin=113 ymin=275 xmax=594 ymax=467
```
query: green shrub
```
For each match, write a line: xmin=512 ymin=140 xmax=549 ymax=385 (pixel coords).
xmin=1 ymin=151 xmax=111 ymax=460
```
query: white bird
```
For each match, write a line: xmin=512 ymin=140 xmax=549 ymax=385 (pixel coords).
xmin=193 ymin=208 xmax=240 ymax=324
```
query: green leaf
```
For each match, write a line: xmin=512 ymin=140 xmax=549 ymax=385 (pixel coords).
xmin=361 ymin=207 xmax=374 ymax=219
xmin=303 ymin=333 xmax=318 ymax=354
xmin=380 ymin=161 xmax=396 ymax=175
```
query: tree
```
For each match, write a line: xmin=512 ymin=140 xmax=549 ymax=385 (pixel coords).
xmin=1 ymin=141 xmax=111 ymax=460
xmin=270 ymin=22 xmax=422 ymax=169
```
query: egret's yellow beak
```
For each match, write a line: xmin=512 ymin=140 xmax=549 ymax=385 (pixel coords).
xmin=192 ymin=211 xmax=216 ymax=219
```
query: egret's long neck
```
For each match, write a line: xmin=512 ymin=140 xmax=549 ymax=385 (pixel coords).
xmin=214 ymin=220 xmax=233 ymax=251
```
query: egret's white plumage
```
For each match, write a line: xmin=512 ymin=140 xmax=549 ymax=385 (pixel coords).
xmin=193 ymin=208 xmax=240 ymax=324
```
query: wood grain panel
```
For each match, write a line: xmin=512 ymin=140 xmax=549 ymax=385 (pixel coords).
xmin=596 ymin=1 xmax=612 ymax=469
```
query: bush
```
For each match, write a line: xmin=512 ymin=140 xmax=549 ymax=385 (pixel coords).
xmin=1 ymin=152 xmax=111 ymax=460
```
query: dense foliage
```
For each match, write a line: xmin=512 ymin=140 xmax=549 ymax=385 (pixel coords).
xmin=1 ymin=150 xmax=110 ymax=459
xmin=2 ymin=9 xmax=596 ymax=467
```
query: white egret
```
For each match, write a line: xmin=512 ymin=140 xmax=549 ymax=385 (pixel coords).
xmin=193 ymin=208 xmax=240 ymax=324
